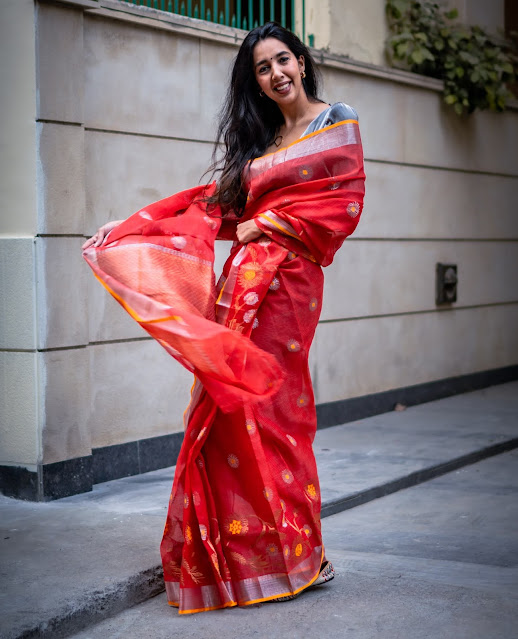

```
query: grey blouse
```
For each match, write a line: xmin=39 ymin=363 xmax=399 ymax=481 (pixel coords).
xmin=302 ymin=102 xmax=359 ymax=137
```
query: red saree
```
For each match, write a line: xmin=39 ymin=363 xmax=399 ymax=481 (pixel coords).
xmin=83 ymin=117 xmax=365 ymax=613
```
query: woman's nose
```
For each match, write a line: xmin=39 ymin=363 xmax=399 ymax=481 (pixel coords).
xmin=271 ymin=63 xmax=283 ymax=80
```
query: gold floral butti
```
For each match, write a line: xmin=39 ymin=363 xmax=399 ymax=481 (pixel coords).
xmin=238 ymin=263 xmax=263 ymax=288
xmin=227 ymin=518 xmax=248 ymax=535
xmin=306 ymin=483 xmax=318 ymax=499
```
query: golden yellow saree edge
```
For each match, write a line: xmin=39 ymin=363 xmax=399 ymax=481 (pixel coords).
xmin=254 ymin=118 xmax=359 ymax=161
xmin=258 ymin=213 xmax=300 ymax=241
xmin=92 ymin=271 xmax=182 ymax=325
xmin=167 ymin=547 xmax=325 ymax=614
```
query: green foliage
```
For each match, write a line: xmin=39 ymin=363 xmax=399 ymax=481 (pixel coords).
xmin=386 ymin=0 xmax=518 ymax=115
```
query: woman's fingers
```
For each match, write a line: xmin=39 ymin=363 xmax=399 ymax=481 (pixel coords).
xmin=82 ymin=230 xmax=104 ymax=250
xmin=82 ymin=220 xmax=124 ymax=250
xmin=236 ymin=219 xmax=263 ymax=243
xmin=81 ymin=235 xmax=97 ymax=250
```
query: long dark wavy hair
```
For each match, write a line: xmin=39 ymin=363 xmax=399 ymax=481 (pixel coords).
xmin=207 ymin=22 xmax=323 ymax=216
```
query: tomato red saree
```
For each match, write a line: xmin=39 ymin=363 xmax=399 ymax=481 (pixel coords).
xmin=83 ymin=117 xmax=365 ymax=613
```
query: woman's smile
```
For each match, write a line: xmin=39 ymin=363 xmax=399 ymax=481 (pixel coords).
xmin=274 ymin=80 xmax=292 ymax=95
xmin=253 ymin=37 xmax=305 ymax=105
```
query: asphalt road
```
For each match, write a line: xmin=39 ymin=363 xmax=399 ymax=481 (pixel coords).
xmin=69 ymin=449 xmax=518 ymax=639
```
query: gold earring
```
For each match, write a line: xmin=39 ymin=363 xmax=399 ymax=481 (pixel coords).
xmin=301 ymin=70 xmax=306 ymax=79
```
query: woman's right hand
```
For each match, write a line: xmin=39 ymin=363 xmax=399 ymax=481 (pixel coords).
xmin=82 ymin=220 xmax=125 ymax=250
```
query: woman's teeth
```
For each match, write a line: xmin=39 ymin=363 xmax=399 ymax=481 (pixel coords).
xmin=275 ymin=82 xmax=291 ymax=93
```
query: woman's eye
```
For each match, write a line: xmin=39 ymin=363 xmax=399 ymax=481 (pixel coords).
xmin=280 ymin=56 xmax=290 ymax=63
xmin=259 ymin=65 xmax=269 ymax=73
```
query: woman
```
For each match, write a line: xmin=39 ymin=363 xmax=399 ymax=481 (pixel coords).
xmin=83 ymin=22 xmax=365 ymax=614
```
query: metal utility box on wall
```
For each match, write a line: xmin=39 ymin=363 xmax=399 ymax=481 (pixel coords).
xmin=436 ymin=263 xmax=458 ymax=304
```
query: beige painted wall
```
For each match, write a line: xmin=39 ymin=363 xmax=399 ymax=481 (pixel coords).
xmin=306 ymin=0 xmax=507 ymax=64
xmin=448 ymin=0 xmax=505 ymax=33
xmin=0 ymin=0 xmax=38 ymax=236
xmin=0 ymin=0 xmax=40 ymax=467
xmin=305 ymin=0 xmax=387 ymax=64
xmin=1 ymin=0 xmax=517 ymax=474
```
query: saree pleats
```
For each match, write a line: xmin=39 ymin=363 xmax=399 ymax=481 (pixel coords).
xmin=161 ymin=246 xmax=325 ymax=612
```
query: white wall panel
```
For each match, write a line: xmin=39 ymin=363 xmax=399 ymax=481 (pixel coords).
xmin=358 ymin=162 xmax=518 ymax=240
xmin=322 ymin=240 xmax=518 ymax=320
xmin=0 ymin=239 xmax=36 ymax=350
xmin=323 ymin=67 xmax=518 ymax=176
xmin=0 ymin=352 xmax=39 ymax=466
xmin=87 ymin=340 xmax=193 ymax=449
xmin=84 ymin=14 xmax=233 ymax=141
xmin=0 ymin=0 xmax=37 ymax=235
xmin=311 ymin=304 xmax=518 ymax=404
xmin=36 ymin=237 xmax=89 ymax=349
xmin=39 ymin=348 xmax=91 ymax=464
xmin=37 ymin=122 xmax=85 ymax=235
xmin=37 ymin=2 xmax=83 ymax=122
xmin=84 ymin=131 xmax=212 ymax=233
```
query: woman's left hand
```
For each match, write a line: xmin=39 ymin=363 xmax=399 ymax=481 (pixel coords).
xmin=236 ymin=219 xmax=263 ymax=244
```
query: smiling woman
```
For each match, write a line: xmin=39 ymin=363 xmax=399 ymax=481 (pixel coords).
xmin=82 ymin=21 xmax=365 ymax=614
xmin=253 ymin=38 xmax=326 ymax=151
xmin=254 ymin=44 xmax=304 ymax=95
xmin=203 ymin=22 xmax=331 ymax=221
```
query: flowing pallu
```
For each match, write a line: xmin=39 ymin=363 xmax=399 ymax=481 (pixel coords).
xmin=83 ymin=117 xmax=365 ymax=613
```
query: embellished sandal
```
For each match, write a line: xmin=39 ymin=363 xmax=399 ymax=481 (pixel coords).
xmin=311 ymin=560 xmax=335 ymax=586
xmin=273 ymin=593 xmax=299 ymax=602
xmin=273 ymin=560 xmax=335 ymax=602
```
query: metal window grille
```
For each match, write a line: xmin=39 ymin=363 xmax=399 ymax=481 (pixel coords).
xmin=119 ymin=1 xmax=298 ymax=34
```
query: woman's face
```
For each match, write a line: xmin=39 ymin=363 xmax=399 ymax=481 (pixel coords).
xmin=253 ymin=37 xmax=305 ymax=107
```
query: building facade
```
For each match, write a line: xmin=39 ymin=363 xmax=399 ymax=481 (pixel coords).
xmin=1 ymin=0 xmax=517 ymax=500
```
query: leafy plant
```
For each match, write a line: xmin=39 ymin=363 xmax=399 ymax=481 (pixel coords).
xmin=386 ymin=0 xmax=518 ymax=115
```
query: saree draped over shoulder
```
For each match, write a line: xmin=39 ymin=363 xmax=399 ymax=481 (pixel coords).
xmin=83 ymin=107 xmax=365 ymax=614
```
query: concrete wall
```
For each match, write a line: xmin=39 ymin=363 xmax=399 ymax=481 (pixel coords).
xmin=1 ymin=0 xmax=517 ymax=496
xmin=306 ymin=0 xmax=507 ymax=63
xmin=0 ymin=0 xmax=40 ymax=471
xmin=305 ymin=0 xmax=388 ymax=64
xmin=449 ymin=0 xmax=505 ymax=34
xmin=313 ymin=60 xmax=518 ymax=402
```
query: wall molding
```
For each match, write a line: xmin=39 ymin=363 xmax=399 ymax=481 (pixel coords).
xmin=316 ymin=364 xmax=518 ymax=427
xmin=43 ymin=0 xmax=518 ymax=111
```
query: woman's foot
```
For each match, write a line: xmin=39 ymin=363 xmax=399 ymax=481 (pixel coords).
xmin=273 ymin=560 xmax=335 ymax=601
xmin=312 ymin=560 xmax=335 ymax=586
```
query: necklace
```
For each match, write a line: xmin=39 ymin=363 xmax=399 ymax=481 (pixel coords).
xmin=273 ymin=105 xmax=313 ymax=148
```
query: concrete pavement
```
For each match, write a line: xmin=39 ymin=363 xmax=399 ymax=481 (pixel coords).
xmin=69 ymin=449 xmax=518 ymax=639
xmin=1 ymin=381 xmax=517 ymax=639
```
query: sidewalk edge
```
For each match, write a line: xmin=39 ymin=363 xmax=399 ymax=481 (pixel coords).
xmin=11 ymin=437 xmax=518 ymax=639
xmin=321 ymin=437 xmax=518 ymax=518
xmin=10 ymin=566 xmax=164 ymax=639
